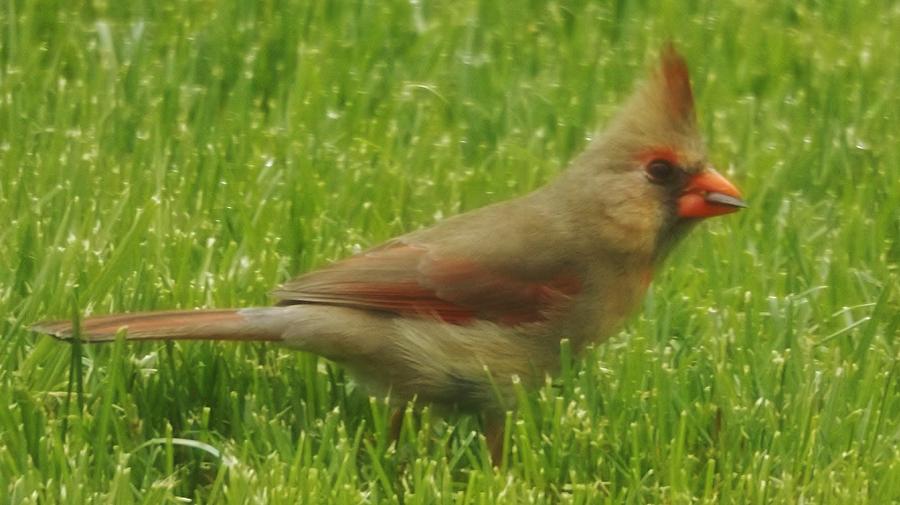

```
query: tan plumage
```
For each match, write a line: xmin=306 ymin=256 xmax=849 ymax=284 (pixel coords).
xmin=32 ymin=46 xmax=745 ymax=463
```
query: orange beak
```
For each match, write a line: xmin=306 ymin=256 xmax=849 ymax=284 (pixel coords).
xmin=677 ymin=168 xmax=746 ymax=218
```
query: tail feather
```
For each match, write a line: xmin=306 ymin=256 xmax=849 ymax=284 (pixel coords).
xmin=31 ymin=308 xmax=284 ymax=343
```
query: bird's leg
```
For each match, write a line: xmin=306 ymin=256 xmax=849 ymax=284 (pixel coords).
xmin=389 ymin=408 xmax=404 ymax=445
xmin=483 ymin=413 xmax=505 ymax=467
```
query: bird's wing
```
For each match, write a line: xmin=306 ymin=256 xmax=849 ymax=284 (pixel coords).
xmin=272 ymin=242 xmax=581 ymax=325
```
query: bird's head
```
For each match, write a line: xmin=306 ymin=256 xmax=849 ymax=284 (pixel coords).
xmin=562 ymin=45 xmax=745 ymax=261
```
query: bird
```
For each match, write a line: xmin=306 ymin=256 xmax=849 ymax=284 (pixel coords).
xmin=33 ymin=45 xmax=745 ymax=464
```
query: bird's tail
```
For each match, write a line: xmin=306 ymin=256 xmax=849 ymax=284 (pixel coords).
xmin=31 ymin=308 xmax=288 ymax=343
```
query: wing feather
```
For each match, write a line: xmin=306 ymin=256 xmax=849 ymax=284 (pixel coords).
xmin=272 ymin=243 xmax=580 ymax=325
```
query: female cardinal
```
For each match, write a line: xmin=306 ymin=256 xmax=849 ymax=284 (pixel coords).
xmin=34 ymin=46 xmax=744 ymax=463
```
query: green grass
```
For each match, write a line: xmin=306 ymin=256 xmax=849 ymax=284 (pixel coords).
xmin=2 ymin=0 xmax=898 ymax=503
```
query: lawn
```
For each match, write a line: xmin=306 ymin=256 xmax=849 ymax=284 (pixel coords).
xmin=1 ymin=0 xmax=898 ymax=503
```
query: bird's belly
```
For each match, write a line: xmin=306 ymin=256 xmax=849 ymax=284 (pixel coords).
xmin=344 ymin=317 xmax=557 ymax=412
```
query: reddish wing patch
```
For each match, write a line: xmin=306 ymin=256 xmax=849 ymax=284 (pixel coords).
xmin=419 ymin=253 xmax=582 ymax=324
xmin=660 ymin=44 xmax=695 ymax=124
xmin=273 ymin=244 xmax=581 ymax=326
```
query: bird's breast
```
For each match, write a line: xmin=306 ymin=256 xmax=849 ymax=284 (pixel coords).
xmin=561 ymin=262 xmax=653 ymax=350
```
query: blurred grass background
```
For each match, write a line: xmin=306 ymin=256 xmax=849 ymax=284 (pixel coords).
xmin=1 ymin=0 xmax=898 ymax=503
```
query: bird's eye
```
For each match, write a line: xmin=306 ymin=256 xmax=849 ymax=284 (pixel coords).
xmin=645 ymin=159 xmax=680 ymax=184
